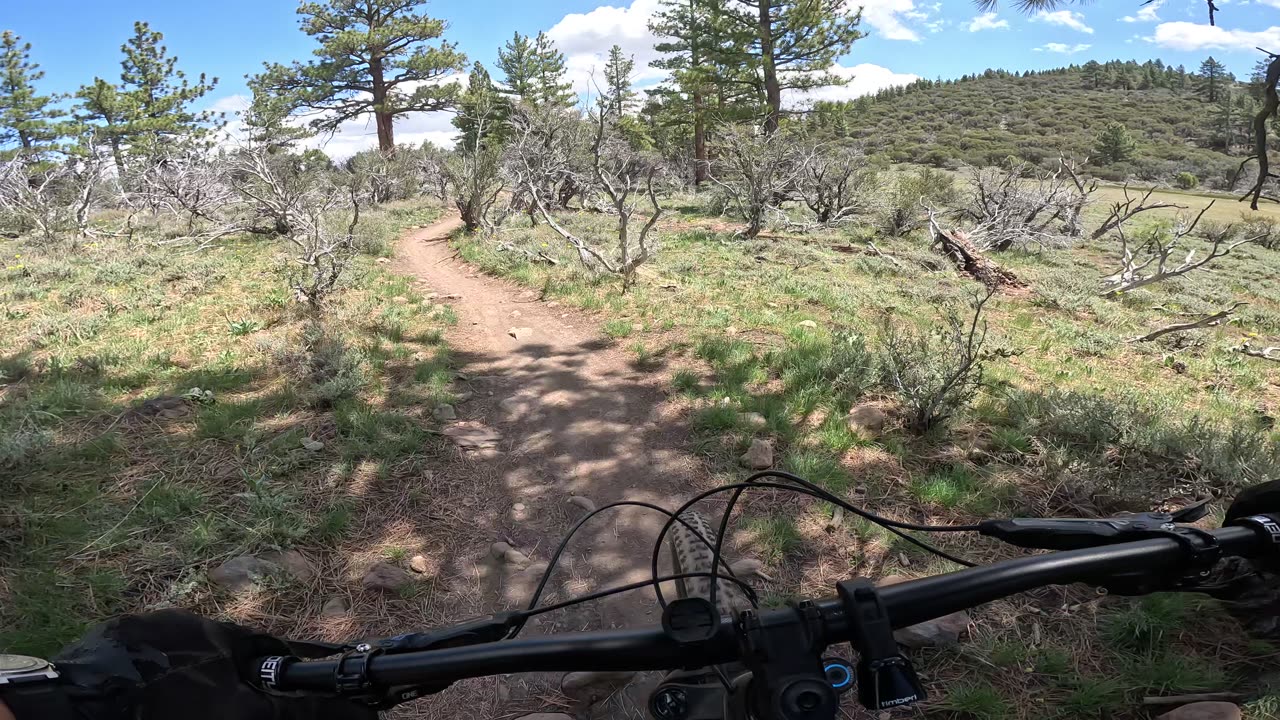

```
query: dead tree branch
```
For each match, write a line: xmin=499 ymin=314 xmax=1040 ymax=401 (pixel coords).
xmin=1101 ymin=203 xmax=1263 ymax=296
xmin=1130 ymin=302 xmax=1246 ymax=342
xmin=1090 ymin=184 xmax=1185 ymax=241
xmin=1237 ymin=341 xmax=1280 ymax=362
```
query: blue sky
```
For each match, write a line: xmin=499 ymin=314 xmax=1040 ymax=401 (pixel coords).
xmin=4 ymin=0 xmax=1277 ymax=155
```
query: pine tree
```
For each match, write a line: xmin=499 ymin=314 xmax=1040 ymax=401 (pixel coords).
xmin=1094 ymin=121 xmax=1137 ymax=164
xmin=243 ymin=72 xmax=311 ymax=152
xmin=116 ymin=22 xmax=218 ymax=158
xmin=650 ymin=0 xmax=741 ymax=184
xmin=452 ymin=61 xmax=509 ymax=151
xmin=716 ymin=0 xmax=862 ymax=134
xmin=254 ymin=0 xmax=466 ymax=153
xmin=496 ymin=32 xmax=574 ymax=108
xmin=1197 ymin=56 xmax=1230 ymax=103
xmin=74 ymin=78 xmax=129 ymax=171
xmin=600 ymin=45 xmax=636 ymax=119
xmin=1081 ymin=60 xmax=1103 ymax=90
xmin=0 ymin=31 xmax=65 ymax=160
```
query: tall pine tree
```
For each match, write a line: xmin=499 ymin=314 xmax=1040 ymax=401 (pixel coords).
xmin=254 ymin=0 xmax=466 ymax=153
xmin=75 ymin=22 xmax=217 ymax=169
xmin=1197 ymin=56 xmax=1230 ymax=103
xmin=452 ymin=61 xmax=509 ymax=151
xmin=0 ymin=31 xmax=65 ymax=160
xmin=117 ymin=22 xmax=218 ymax=158
xmin=496 ymin=32 xmax=574 ymax=108
xmin=720 ymin=0 xmax=863 ymax=134
xmin=600 ymin=45 xmax=636 ymax=118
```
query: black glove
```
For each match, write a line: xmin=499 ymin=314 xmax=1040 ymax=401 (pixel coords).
xmin=41 ymin=610 xmax=376 ymax=720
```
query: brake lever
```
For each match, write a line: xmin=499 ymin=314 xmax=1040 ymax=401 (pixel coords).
xmin=978 ymin=499 xmax=1211 ymax=551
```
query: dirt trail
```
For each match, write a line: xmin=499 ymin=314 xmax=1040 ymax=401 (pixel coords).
xmin=395 ymin=214 xmax=706 ymax=718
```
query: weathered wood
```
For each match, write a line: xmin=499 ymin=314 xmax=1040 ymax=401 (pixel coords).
xmin=1131 ymin=303 xmax=1245 ymax=343
xmin=1237 ymin=341 xmax=1280 ymax=362
xmin=928 ymin=219 xmax=1024 ymax=289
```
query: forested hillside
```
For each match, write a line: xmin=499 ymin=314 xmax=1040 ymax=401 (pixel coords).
xmin=811 ymin=59 xmax=1271 ymax=188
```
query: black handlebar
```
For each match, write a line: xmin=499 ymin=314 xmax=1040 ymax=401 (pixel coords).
xmin=265 ymin=523 xmax=1274 ymax=693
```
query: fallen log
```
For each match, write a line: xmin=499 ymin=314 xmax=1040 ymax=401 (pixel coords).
xmin=927 ymin=213 xmax=1024 ymax=290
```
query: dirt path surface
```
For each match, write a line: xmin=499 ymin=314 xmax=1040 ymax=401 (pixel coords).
xmin=393 ymin=214 xmax=707 ymax=719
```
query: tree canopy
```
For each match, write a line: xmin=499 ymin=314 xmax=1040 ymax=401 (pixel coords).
xmin=254 ymin=0 xmax=467 ymax=152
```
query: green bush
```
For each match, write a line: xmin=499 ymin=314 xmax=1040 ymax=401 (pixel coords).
xmin=879 ymin=166 xmax=958 ymax=237
xmin=1174 ymin=171 xmax=1199 ymax=190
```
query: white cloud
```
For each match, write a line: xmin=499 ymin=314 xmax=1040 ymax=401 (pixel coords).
xmin=1032 ymin=9 xmax=1094 ymax=34
xmin=966 ymin=12 xmax=1009 ymax=31
xmin=546 ymin=0 xmax=667 ymax=96
xmin=1259 ymin=0 xmax=1280 ymax=8
xmin=1035 ymin=42 xmax=1092 ymax=53
xmin=1149 ymin=21 xmax=1280 ymax=50
xmin=855 ymin=0 xmax=923 ymax=42
xmin=1120 ymin=0 xmax=1163 ymax=22
xmin=787 ymin=63 xmax=920 ymax=107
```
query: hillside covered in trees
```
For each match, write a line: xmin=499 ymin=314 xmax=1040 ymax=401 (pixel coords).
xmin=809 ymin=59 xmax=1273 ymax=188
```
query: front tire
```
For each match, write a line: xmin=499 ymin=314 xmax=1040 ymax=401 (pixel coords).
xmin=668 ymin=510 xmax=752 ymax=614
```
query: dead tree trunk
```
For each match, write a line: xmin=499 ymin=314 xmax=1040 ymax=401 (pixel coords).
xmin=928 ymin=213 xmax=1024 ymax=290
xmin=1240 ymin=52 xmax=1279 ymax=210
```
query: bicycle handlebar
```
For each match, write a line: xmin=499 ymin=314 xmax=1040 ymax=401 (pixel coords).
xmin=263 ymin=522 xmax=1276 ymax=694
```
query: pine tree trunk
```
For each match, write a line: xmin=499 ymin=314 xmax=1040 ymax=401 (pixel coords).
xmin=693 ymin=91 xmax=708 ymax=186
xmin=758 ymin=0 xmax=781 ymax=135
xmin=370 ymin=58 xmax=395 ymax=153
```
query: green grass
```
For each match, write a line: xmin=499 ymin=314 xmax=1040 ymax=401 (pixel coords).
xmin=744 ymin=515 xmax=801 ymax=563
xmin=0 ymin=200 xmax=449 ymax=655
xmin=910 ymin=464 xmax=980 ymax=509
xmin=603 ymin=318 xmax=636 ymax=339
xmin=944 ymin=682 xmax=1011 ymax=720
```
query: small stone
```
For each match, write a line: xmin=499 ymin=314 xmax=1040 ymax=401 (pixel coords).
xmin=392 ymin=296 xmax=409 ymax=304
xmin=302 ymin=438 xmax=325 ymax=451
xmin=409 ymin=555 xmax=431 ymax=574
xmin=504 ymin=548 xmax=531 ymax=568
xmin=320 ymin=597 xmax=349 ymax=619
xmin=209 ymin=556 xmax=278 ymax=592
xmin=729 ymin=558 xmax=773 ymax=581
xmin=894 ymin=609 xmax=971 ymax=649
xmin=561 ymin=670 xmax=637 ymax=703
xmin=847 ymin=403 xmax=888 ymax=437
xmin=568 ymin=495 xmax=597 ymax=513
xmin=797 ymin=320 xmax=818 ymax=330
xmin=726 ymin=326 xmax=739 ymax=335
xmin=740 ymin=438 xmax=774 ymax=470
xmin=511 ymin=503 xmax=530 ymax=521
xmin=631 ymin=322 xmax=644 ymax=333
xmin=1156 ymin=703 xmax=1242 ymax=720
xmin=511 ymin=310 xmax=522 ymax=317
xmin=375 ymin=258 xmax=391 ymax=264
xmin=432 ymin=404 xmax=457 ymax=421
xmin=490 ymin=541 xmax=514 ymax=560
xmin=257 ymin=549 xmax=314 ymax=582
xmin=718 ymin=397 xmax=733 ymax=408
xmin=738 ymin=412 xmax=767 ymax=430
xmin=508 ymin=327 xmax=534 ymax=340
xmin=547 ymin=301 xmax=560 ymax=308
xmin=442 ymin=424 xmax=502 ymax=449
xmin=454 ymin=391 xmax=475 ymax=403
xmin=362 ymin=562 xmax=413 ymax=592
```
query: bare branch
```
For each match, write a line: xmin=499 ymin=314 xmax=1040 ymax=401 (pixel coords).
xmin=1130 ymin=302 xmax=1246 ymax=342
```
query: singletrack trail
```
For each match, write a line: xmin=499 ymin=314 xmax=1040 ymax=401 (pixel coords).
xmin=395 ymin=213 xmax=708 ymax=719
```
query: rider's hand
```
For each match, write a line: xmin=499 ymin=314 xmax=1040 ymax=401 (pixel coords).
xmin=25 ymin=609 xmax=376 ymax=720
